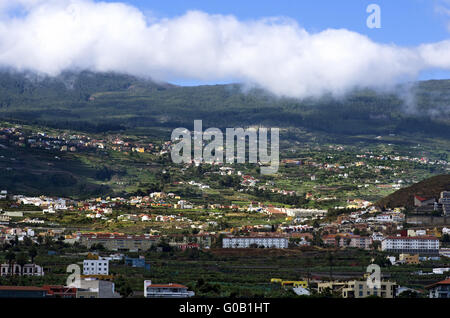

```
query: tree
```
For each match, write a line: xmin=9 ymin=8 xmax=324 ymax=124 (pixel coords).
xmin=371 ymin=241 xmax=381 ymax=251
xmin=115 ymin=275 xmax=133 ymax=298
xmin=29 ymin=247 xmax=38 ymax=263
xmin=16 ymin=253 xmax=28 ymax=276
xmin=118 ymin=282 xmax=133 ymax=298
xmin=373 ymin=254 xmax=391 ymax=268
xmin=22 ymin=236 xmax=33 ymax=247
xmin=5 ymin=251 xmax=15 ymax=276
xmin=398 ymin=290 xmax=421 ymax=298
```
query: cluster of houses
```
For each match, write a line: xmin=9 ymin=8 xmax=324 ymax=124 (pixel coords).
xmin=0 ymin=125 xmax=172 ymax=157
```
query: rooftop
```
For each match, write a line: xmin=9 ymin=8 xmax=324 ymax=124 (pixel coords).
xmin=425 ymin=278 xmax=450 ymax=289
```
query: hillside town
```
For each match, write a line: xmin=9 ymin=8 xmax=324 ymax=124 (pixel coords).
xmin=0 ymin=187 xmax=449 ymax=298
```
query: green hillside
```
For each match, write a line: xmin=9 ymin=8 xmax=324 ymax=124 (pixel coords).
xmin=376 ymin=174 xmax=450 ymax=209
xmin=0 ymin=71 xmax=448 ymax=138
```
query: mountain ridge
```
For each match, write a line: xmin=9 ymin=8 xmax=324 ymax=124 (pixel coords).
xmin=0 ymin=70 xmax=448 ymax=138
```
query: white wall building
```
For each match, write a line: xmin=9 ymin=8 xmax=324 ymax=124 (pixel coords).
xmin=144 ymin=280 xmax=194 ymax=298
xmin=83 ymin=259 xmax=109 ymax=275
xmin=0 ymin=264 xmax=44 ymax=277
xmin=381 ymin=236 xmax=439 ymax=255
xmin=222 ymin=237 xmax=289 ymax=249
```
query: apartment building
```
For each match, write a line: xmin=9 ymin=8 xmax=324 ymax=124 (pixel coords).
xmin=318 ymin=280 xmax=398 ymax=298
xmin=381 ymin=236 xmax=439 ymax=255
xmin=222 ymin=236 xmax=289 ymax=249
xmin=322 ymin=234 xmax=372 ymax=250
xmin=79 ymin=233 xmax=160 ymax=251
xmin=83 ymin=259 xmax=109 ymax=275
xmin=440 ymin=191 xmax=450 ymax=216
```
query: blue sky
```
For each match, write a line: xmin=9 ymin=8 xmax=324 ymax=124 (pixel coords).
xmin=104 ymin=0 xmax=448 ymax=45
xmin=97 ymin=0 xmax=450 ymax=83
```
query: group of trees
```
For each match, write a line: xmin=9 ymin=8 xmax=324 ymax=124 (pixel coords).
xmin=2 ymin=239 xmax=38 ymax=277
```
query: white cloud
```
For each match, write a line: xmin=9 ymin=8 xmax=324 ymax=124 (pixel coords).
xmin=0 ymin=0 xmax=449 ymax=98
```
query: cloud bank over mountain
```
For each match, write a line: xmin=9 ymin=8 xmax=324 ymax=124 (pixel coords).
xmin=0 ymin=0 xmax=449 ymax=98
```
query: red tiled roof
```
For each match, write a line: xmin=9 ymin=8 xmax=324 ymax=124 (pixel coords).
xmin=414 ymin=195 xmax=427 ymax=201
xmin=266 ymin=207 xmax=287 ymax=215
xmin=0 ymin=286 xmax=46 ymax=291
xmin=425 ymin=278 xmax=450 ymax=289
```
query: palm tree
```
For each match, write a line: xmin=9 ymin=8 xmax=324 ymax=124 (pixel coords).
xmin=16 ymin=253 xmax=28 ymax=276
xmin=29 ymin=247 xmax=38 ymax=264
xmin=5 ymin=251 xmax=15 ymax=276
xmin=327 ymin=252 xmax=334 ymax=280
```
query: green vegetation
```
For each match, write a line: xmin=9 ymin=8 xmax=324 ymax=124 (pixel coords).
xmin=377 ymin=174 xmax=450 ymax=209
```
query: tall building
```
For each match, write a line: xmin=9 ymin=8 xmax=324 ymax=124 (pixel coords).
xmin=79 ymin=233 xmax=160 ymax=251
xmin=439 ymin=191 xmax=450 ymax=216
xmin=381 ymin=236 xmax=439 ymax=255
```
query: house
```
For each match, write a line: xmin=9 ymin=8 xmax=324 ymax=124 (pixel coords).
xmin=398 ymin=254 xmax=420 ymax=265
xmin=144 ymin=280 xmax=194 ymax=298
xmin=439 ymin=248 xmax=450 ymax=258
xmin=322 ymin=234 xmax=372 ymax=250
xmin=432 ymin=268 xmax=450 ymax=275
xmin=426 ymin=278 xmax=450 ymax=298
xmin=414 ymin=195 xmax=436 ymax=207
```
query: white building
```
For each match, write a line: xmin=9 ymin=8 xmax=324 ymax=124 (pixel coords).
xmin=144 ymin=280 xmax=194 ymax=298
xmin=375 ymin=213 xmax=404 ymax=223
xmin=222 ymin=237 xmax=289 ymax=249
xmin=0 ymin=263 xmax=44 ymax=277
xmin=381 ymin=236 xmax=439 ymax=255
xmin=83 ymin=259 xmax=109 ymax=275
xmin=432 ymin=268 xmax=450 ymax=275
xmin=439 ymin=191 xmax=450 ymax=216
xmin=76 ymin=279 xmax=120 ymax=298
